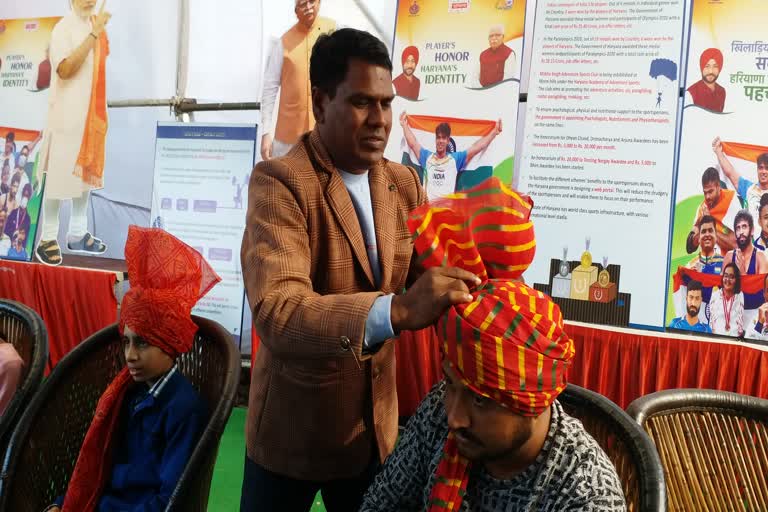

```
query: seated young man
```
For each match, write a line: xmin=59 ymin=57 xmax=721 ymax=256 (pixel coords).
xmin=45 ymin=225 xmax=220 ymax=512
xmin=0 ymin=337 xmax=23 ymax=417
xmin=360 ymin=178 xmax=626 ymax=511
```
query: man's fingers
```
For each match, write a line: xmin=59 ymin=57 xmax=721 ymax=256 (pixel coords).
xmin=441 ymin=290 xmax=475 ymax=309
xmin=99 ymin=0 xmax=106 ymax=15
xmin=433 ymin=266 xmax=481 ymax=285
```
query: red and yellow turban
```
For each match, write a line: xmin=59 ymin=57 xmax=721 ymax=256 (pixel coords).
xmin=407 ymin=177 xmax=575 ymax=512
xmin=62 ymin=226 xmax=220 ymax=511
xmin=700 ymin=48 xmax=723 ymax=71
xmin=402 ymin=45 xmax=420 ymax=65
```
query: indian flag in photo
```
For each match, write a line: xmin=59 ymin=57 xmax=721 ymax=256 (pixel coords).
xmin=400 ymin=114 xmax=511 ymax=201
xmin=720 ymin=141 xmax=768 ymax=221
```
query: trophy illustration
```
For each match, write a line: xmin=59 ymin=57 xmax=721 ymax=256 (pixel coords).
xmin=559 ymin=247 xmax=570 ymax=277
xmin=552 ymin=246 xmax=572 ymax=299
xmin=590 ymin=255 xmax=617 ymax=302
xmin=571 ymin=236 xmax=597 ymax=300
xmin=598 ymin=256 xmax=610 ymax=287
xmin=580 ymin=237 xmax=592 ymax=268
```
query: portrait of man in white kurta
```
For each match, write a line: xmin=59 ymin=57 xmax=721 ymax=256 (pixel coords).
xmin=36 ymin=0 xmax=111 ymax=266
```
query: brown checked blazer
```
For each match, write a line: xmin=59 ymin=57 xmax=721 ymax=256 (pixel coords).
xmin=241 ymin=129 xmax=425 ymax=480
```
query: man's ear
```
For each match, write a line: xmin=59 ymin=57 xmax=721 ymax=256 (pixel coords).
xmin=311 ymin=86 xmax=326 ymax=125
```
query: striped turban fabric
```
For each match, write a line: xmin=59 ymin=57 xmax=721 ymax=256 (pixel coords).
xmin=407 ymin=177 xmax=575 ymax=512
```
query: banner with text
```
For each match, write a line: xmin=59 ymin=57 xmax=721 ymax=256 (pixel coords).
xmin=150 ymin=123 xmax=256 ymax=342
xmin=517 ymin=0 xmax=686 ymax=329
xmin=385 ymin=0 xmax=525 ymax=201
xmin=0 ymin=17 xmax=59 ymax=261
xmin=668 ymin=0 xmax=768 ymax=343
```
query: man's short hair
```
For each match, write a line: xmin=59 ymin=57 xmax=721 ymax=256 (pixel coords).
xmin=489 ymin=23 xmax=505 ymax=35
xmin=758 ymin=153 xmax=768 ymax=169
xmin=310 ymin=28 xmax=393 ymax=99
xmin=698 ymin=214 xmax=716 ymax=229
xmin=758 ymin=194 xmax=768 ymax=217
xmin=10 ymin=174 xmax=21 ymax=186
xmin=435 ymin=122 xmax=451 ymax=138
xmin=734 ymin=209 xmax=754 ymax=231
xmin=701 ymin=167 xmax=720 ymax=186
xmin=687 ymin=280 xmax=703 ymax=293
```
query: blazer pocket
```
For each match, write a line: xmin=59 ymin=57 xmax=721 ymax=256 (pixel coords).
xmin=391 ymin=237 xmax=414 ymax=292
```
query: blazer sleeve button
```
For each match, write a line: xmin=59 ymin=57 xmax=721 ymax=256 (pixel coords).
xmin=340 ymin=336 xmax=351 ymax=351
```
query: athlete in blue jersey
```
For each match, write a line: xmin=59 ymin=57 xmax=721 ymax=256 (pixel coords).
xmin=669 ymin=280 xmax=713 ymax=334
xmin=400 ymin=111 xmax=502 ymax=201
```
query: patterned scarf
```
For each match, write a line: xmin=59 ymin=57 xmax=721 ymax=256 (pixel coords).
xmin=61 ymin=226 xmax=220 ymax=511
xmin=407 ymin=178 xmax=574 ymax=512
xmin=74 ymin=21 xmax=109 ymax=188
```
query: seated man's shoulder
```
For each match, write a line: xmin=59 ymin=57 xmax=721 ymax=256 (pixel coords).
xmin=551 ymin=403 xmax=626 ymax=508
xmin=254 ymin=146 xmax=319 ymax=188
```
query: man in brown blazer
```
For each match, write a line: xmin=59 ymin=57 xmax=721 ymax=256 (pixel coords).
xmin=239 ymin=28 xmax=479 ymax=512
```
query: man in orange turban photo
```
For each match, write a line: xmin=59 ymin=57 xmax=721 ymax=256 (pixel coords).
xmin=393 ymin=45 xmax=421 ymax=100
xmin=686 ymin=48 xmax=726 ymax=112
xmin=360 ymin=178 xmax=625 ymax=511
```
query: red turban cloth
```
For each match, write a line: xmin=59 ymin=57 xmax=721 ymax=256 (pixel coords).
xmin=700 ymin=48 xmax=723 ymax=71
xmin=62 ymin=226 xmax=220 ymax=511
xmin=402 ymin=45 xmax=420 ymax=65
xmin=407 ymin=177 xmax=575 ymax=512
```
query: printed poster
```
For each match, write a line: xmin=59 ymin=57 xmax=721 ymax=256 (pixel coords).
xmin=0 ymin=17 xmax=59 ymax=261
xmin=385 ymin=0 xmax=525 ymax=202
xmin=517 ymin=0 xmax=687 ymax=329
xmin=150 ymin=123 xmax=257 ymax=342
xmin=669 ymin=0 xmax=768 ymax=346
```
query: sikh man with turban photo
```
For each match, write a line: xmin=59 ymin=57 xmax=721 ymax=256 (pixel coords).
xmin=686 ymin=48 xmax=726 ymax=112
xmin=393 ymin=45 xmax=421 ymax=100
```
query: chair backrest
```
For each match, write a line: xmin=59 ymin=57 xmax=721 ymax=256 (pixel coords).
xmin=559 ymin=384 xmax=666 ymax=512
xmin=627 ymin=389 xmax=768 ymax=512
xmin=0 ymin=300 xmax=47 ymax=451
xmin=0 ymin=315 xmax=240 ymax=512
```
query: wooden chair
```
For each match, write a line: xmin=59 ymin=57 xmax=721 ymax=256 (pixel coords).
xmin=0 ymin=316 xmax=240 ymax=512
xmin=0 ymin=299 xmax=47 ymax=453
xmin=560 ymin=384 xmax=666 ymax=512
xmin=627 ymin=389 xmax=768 ymax=512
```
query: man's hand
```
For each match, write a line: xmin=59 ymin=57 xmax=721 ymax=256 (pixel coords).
xmin=700 ymin=203 xmax=710 ymax=217
xmin=390 ymin=267 xmax=480 ymax=332
xmin=399 ymin=111 xmax=408 ymax=128
xmin=92 ymin=2 xmax=111 ymax=36
xmin=712 ymin=136 xmax=723 ymax=156
xmin=260 ymin=133 xmax=273 ymax=161
xmin=493 ymin=118 xmax=503 ymax=136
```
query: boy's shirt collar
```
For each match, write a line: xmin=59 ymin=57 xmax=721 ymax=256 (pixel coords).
xmin=132 ymin=364 xmax=179 ymax=413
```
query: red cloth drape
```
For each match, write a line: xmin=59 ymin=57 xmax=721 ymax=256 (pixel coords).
xmin=395 ymin=327 xmax=442 ymax=418
xmin=0 ymin=260 xmax=117 ymax=372
xmin=394 ymin=321 xmax=768 ymax=413
xmin=566 ymin=322 xmax=768 ymax=409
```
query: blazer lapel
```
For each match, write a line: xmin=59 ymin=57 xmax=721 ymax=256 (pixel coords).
xmin=369 ymin=163 xmax=398 ymax=290
xmin=307 ymin=131 xmax=376 ymax=288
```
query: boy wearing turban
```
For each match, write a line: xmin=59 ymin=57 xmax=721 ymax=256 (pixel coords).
xmin=686 ymin=48 xmax=726 ymax=112
xmin=45 ymin=226 xmax=219 ymax=512
xmin=360 ymin=179 xmax=625 ymax=511
xmin=393 ymin=45 xmax=421 ymax=100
